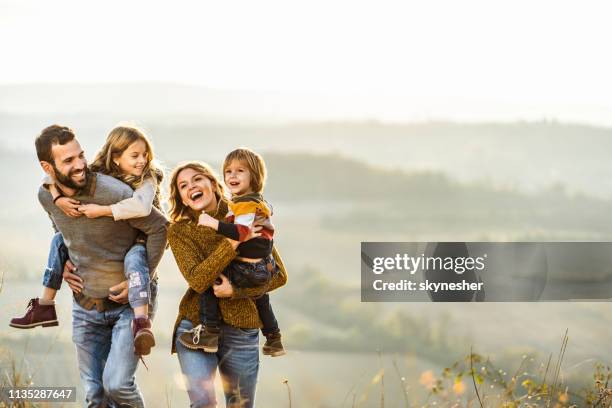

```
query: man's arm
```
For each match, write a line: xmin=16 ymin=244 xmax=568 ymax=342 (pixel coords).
xmin=126 ymin=207 xmax=168 ymax=273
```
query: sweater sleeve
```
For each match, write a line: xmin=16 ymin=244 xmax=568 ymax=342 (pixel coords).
xmin=168 ymin=224 xmax=237 ymax=294
xmin=110 ymin=177 xmax=156 ymax=220
xmin=231 ymin=245 xmax=288 ymax=299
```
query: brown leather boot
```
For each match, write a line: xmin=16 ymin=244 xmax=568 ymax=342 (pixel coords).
xmin=263 ymin=332 xmax=286 ymax=357
xmin=9 ymin=298 xmax=58 ymax=329
xmin=132 ymin=316 xmax=155 ymax=356
xmin=178 ymin=324 xmax=220 ymax=353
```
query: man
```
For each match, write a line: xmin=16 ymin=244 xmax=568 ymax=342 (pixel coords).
xmin=27 ymin=125 xmax=167 ymax=407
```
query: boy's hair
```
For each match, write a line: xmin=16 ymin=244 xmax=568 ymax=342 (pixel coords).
xmin=223 ymin=148 xmax=267 ymax=194
xmin=35 ymin=125 xmax=76 ymax=164
xmin=90 ymin=125 xmax=164 ymax=208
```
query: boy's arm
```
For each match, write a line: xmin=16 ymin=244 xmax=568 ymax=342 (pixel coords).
xmin=168 ymin=225 xmax=237 ymax=293
xmin=216 ymin=212 xmax=256 ymax=242
xmin=230 ymin=246 xmax=288 ymax=299
xmin=111 ymin=178 xmax=156 ymax=220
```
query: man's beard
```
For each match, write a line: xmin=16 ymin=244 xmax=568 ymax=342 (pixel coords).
xmin=52 ymin=163 xmax=90 ymax=191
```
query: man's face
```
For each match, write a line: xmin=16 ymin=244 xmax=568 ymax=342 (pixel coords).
xmin=48 ymin=139 xmax=89 ymax=190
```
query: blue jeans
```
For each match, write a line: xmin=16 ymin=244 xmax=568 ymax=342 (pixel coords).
xmin=72 ymin=279 xmax=158 ymax=407
xmin=43 ymin=234 xmax=151 ymax=310
xmin=175 ymin=319 xmax=260 ymax=408
xmin=124 ymin=244 xmax=150 ymax=308
xmin=42 ymin=232 xmax=69 ymax=290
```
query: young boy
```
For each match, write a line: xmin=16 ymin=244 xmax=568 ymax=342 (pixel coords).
xmin=179 ymin=148 xmax=286 ymax=356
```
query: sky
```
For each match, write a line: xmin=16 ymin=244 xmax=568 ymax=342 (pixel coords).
xmin=2 ymin=0 xmax=612 ymax=124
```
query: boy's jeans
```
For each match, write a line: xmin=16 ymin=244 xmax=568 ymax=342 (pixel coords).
xmin=42 ymin=233 xmax=150 ymax=310
xmin=72 ymin=279 xmax=158 ymax=407
xmin=175 ymin=319 xmax=259 ymax=408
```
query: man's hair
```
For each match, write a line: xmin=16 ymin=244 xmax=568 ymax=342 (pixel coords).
xmin=35 ymin=125 xmax=76 ymax=163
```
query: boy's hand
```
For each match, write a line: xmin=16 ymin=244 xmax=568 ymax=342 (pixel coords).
xmin=56 ymin=197 xmax=82 ymax=218
xmin=63 ymin=260 xmax=83 ymax=293
xmin=78 ymin=204 xmax=111 ymax=219
xmin=198 ymin=212 xmax=219 ymax=229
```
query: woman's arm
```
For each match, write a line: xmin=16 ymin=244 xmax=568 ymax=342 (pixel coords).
xmin=230 ymin=246 xmax=288 ymax=299
xmin=168 ymin=224 xmax=238 ymax=293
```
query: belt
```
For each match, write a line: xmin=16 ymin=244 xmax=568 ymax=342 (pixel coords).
xmin=74 ymin=292 xmax=125 ymax=312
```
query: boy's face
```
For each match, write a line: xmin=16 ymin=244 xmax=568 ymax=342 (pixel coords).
xmin=224 ymin=160 xmax=252 ymax=196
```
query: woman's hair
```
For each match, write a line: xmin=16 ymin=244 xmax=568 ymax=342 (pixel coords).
xmin=223 ymin=148 xmax=267 ymax=194
xmin=90 ymin=125 xmax=164 ymax=209
xmin=168 ymin=161 xmax=225 ymax=223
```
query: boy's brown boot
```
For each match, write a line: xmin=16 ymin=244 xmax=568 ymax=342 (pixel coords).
xmin=178 ymin=324 xmax=220 ymax=353
xmin=263 ymin=332 xmax=286 ymax=357
xmin=9 ymin=298 xmax=58 ymax=329
xmin=132 ymin=316 xmax=155 ymax=356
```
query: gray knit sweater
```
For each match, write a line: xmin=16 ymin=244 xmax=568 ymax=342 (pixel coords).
xmin=38 ymin=173 xmax=168 ymax=298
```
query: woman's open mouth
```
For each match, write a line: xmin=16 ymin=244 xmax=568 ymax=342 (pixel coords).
xmin=190 ymin=191 xmax=203 ymax=201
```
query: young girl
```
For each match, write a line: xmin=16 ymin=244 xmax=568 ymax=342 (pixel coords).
xmin=10 ymin=125 xmax=164 ymax=356
xmin=178 ymin=148 xmax=286 ymax=357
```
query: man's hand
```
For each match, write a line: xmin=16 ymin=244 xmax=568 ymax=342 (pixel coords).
xmin=213 ymin=274 xmax=234 ymax=298
xmin=108 ymin=280 xmax=129 ymax=304
xmin=56 ymin=197 xmax=82 ymax=218
xmin=63 ymin=260 xmax=83 ymax=293
xmin=198 ymin=212 xmax=219 ymax=229
xmin=78 ymin=204 xmax=111 ymax=219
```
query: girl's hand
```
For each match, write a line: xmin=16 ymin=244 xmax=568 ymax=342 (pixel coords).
xmin=198 ymin=212 xmax=219 ymax=229
xmin=213 ymin=274 xmax=234 ymax=298
xmin=78 ymin=204 xmax=111 ymax=219
xmin=56 ymin=197 xmax=82 ymax=218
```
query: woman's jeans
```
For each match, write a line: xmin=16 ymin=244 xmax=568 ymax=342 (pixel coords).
xmin=42 ymin=233 xmax=150 ymax=309
xmin=72 ymin=278 xmax=158 ymax=407
xmin=175 ymin=319 xmax=260 ymax=408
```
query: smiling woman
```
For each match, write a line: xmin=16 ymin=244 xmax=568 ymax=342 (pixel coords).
xmin=166 ymin=161 xmax=288 ymax=408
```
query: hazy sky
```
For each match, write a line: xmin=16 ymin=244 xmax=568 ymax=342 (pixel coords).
xmin=2 ymin=0 xmax=612 ymax=124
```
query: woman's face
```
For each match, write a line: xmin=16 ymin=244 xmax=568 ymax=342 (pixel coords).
xmin=176 ymin=167 xmax=218 ymax=213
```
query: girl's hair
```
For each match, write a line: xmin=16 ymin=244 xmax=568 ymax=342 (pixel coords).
xmin=90 ymin=125 xmax=164 ymax=209
xmin=168 ymin=161 xmax=225 ymax=223
xmin=223 ymin=148 xmax=267 ymax=194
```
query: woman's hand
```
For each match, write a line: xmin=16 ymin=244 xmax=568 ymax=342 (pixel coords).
xmin=63 ymin=260 xmax=83 ymax=293
xmin=78 ymin=204 xmax=112 ymax=219
xmin=213 ymin=274 xmax=234 ymax=298
xmin=56 ymin=197 xmax=82 ymax=218
xmin=198 ymin=212 xmax=219 ymax=230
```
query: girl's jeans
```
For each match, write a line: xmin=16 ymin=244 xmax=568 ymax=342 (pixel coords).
xmin=42 ymin=233 xmax=150 ymax=309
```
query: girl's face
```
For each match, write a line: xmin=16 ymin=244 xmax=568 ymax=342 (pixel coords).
xmin=114 ymin=140 xmax=148 ymax=177
xmin=224 ymin=160 xmax=252 ymax=196
xmin=177 ymin=167 xmax=218 ymax=213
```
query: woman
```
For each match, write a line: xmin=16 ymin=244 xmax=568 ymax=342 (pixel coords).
xmin=167 ymin=161 xmax=288 ymax=408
